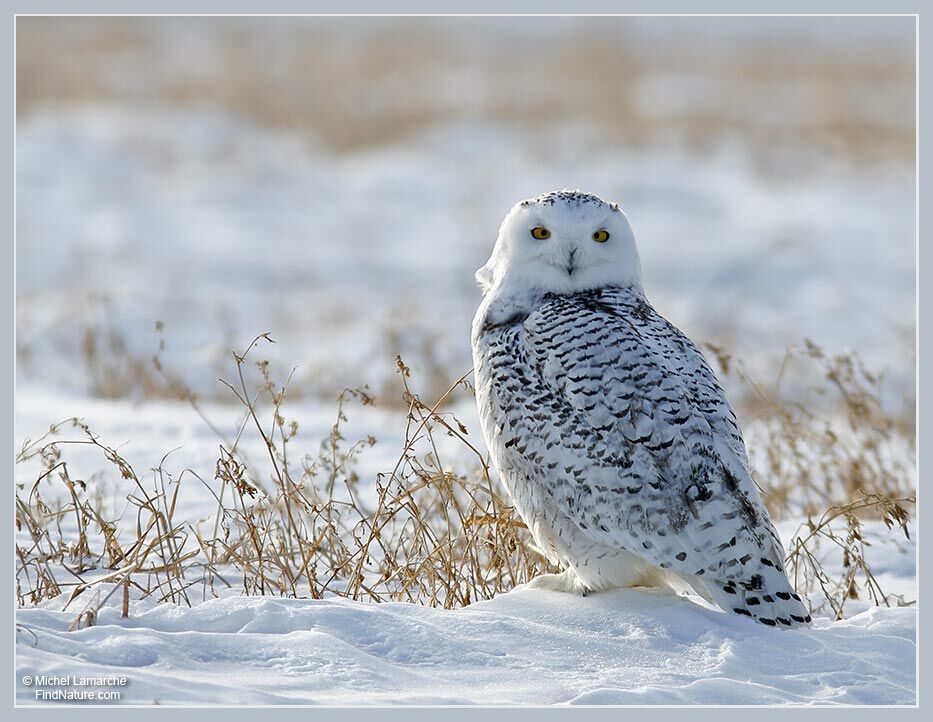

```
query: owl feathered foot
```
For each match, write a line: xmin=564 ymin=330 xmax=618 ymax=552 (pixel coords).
xmin=527 ymin=569 xmax=591 ymax=596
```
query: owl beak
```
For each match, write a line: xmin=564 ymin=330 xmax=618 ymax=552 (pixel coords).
xmin=564 ymin=247 xmax=577 ymax=276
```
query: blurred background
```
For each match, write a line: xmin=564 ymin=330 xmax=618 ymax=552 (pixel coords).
xmin=15 ymin=16 xmax=916 ymax=418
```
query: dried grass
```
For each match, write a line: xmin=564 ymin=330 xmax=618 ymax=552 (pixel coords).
xmin=16 ymin=334 xmax=554 ymax=623
xmin=15 ymin=17 xmax=915 ymax=165
xmin=705 ymin=339 xmax=915 ymax=520
xmin=15 ymin=331 xmax=914 ymax=627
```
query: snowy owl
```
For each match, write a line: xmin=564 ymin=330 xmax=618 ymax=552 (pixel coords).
xmin=471 ymin=189 xmax=811 ymax=627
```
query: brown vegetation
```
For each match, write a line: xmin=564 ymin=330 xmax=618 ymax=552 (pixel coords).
xmin=15 ymin=333 xmax=914 ymax=628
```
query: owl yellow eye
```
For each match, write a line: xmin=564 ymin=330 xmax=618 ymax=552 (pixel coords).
xmin=592 ymin=229 xmax=610 ymax=243
xmin=530 ymin=226 xmax=551 ymax=240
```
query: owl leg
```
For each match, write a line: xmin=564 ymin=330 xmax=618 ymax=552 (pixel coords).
xmin=527 ymin=568 xmax=591 ymax=596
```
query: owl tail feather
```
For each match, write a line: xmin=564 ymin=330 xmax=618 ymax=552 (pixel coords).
xmin=704 ymin=570 xmax=812 ymax=628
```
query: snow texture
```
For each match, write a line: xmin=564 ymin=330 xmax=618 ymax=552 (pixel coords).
xmin=17 ymin=585 xmax=915 ymax=705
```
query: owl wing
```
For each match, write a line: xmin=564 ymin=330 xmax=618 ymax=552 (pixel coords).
xmin=517 ymin=288 xmax=809 ymax=625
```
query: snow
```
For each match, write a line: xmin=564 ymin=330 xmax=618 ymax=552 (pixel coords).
xmin=16 ymin=584 xmax=915 ymax=705
xmin=14 ymin=390 xmax=917 ymax=706
xmin=15 ymin=107 xmax=915 ymax=407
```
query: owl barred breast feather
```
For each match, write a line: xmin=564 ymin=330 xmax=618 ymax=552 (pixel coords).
xmin=471 ymin=189 xmax=811 ymax=627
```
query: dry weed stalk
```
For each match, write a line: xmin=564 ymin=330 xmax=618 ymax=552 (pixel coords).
xmin=786 ymin=492 xmax=914 ymax=619
xmin=16 ymin=418 xmax=196 ymax=616
xmin=15 ymin=333 xmax=913 ymax=622
xmin=705 ymin=339 xmax=915 ymax=520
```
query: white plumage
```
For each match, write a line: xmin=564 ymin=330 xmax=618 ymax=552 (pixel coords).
xmin=471 ymin=190 xmax=810 ymax=627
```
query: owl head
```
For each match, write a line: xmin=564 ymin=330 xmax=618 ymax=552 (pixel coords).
xmin=475 ymin=190 xmax=642 ymax=296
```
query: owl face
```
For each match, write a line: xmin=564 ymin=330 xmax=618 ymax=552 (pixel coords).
xmin=476 ymin=190 xmax=642 ymax=295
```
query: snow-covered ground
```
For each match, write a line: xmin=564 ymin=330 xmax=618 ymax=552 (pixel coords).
xmin=16 ymin=581 xmax=916 ymax=705
xmin=15 ymin=105 xmax=916 ymax=408
xmin=15 ymin=17 xmax=916 ymax=409
xmin=14 ymin=390 xmax=917 ymax=706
